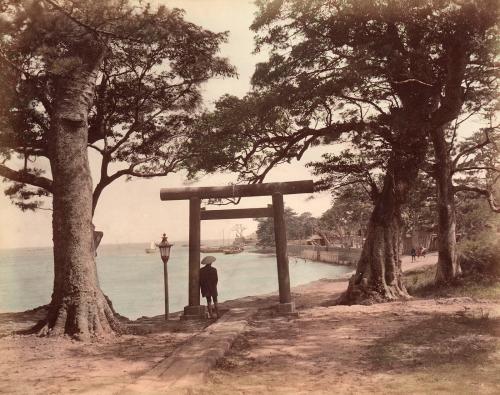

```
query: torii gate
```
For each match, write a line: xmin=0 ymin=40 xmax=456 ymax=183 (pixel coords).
xmin=160 ymin=180 xmax=314 ymax=319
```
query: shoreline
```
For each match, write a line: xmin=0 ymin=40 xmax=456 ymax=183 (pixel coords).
xmin=149 ymin=252 xmax=437 ymax=319
xmin=0 ymin=253 xmax=436 ymax=322
xmin=1 ymin=245 xmax=350 ymax=319
xmin=3 ymin=251 xmax=498 ymax=395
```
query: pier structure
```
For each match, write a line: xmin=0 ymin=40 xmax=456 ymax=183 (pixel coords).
xmin=160 ymin=180 xmax=314 ymax=318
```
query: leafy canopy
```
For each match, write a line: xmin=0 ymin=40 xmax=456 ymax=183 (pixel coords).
xmin=0 ymin=0 xmax=235 ymax=212
xmin=187 ymin=0 xmax=498 ymax=190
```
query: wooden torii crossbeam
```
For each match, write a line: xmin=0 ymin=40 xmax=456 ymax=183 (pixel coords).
xmin=160 ymin=180 xmax=314 ymax=318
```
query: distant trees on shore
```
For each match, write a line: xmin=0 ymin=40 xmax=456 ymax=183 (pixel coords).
xmin=255 ymin=208 xmax=318 ymax=246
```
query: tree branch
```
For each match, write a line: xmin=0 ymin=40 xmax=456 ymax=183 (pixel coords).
xmin=0 ymin=165 xmax=53 ymax=193
xmin=0 ymin=53 xmax=53 ymax=114
xmin=429 ymin=37 xmax=468 ymax=128
xmin=339 ymin=94 xmax=386 ymax=115
xmin=452 ymin=130 xmax=491 ymax=171
xmin=42 ymin=0 xmax=141 ymax=44
xmin=454 ymin=184 xmax=500 ymax=213
xmin=88 ymin=144 xmax=105 ymax=154
xmin=454 ymin=166 xmax=499 ymax=173
xmin=392 ymin=78 xmax=434 ymax=87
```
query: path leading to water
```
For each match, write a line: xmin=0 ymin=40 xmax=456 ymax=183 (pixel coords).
xmin=121 ymin=308 xmax=255 ymax=394
xmin=117 ymin=253 xmax=442 ymax=393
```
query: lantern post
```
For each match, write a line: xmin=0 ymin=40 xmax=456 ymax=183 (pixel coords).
xmin=158 ymin=233 xmax=173 ymax=320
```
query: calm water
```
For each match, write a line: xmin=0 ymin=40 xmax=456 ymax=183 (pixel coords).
xmin=0 ymin=243 xmax=351 ymax=319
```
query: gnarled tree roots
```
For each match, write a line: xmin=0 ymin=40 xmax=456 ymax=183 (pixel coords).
xmin=338 ymin=273 xmax=411 ymax=305
xmin=36 ymin=292 xmax=121 ymax=341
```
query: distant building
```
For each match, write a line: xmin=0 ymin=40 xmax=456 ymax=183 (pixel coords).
xmin=306 ymin=234 xmax=325 ymax=246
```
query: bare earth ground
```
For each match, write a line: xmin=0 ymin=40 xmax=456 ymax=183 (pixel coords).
xmin=1 ymin=253 xmax=499 ymax=395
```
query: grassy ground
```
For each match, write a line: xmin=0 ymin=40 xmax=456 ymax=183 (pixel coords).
xmin=368 ymin=312 xmax=500 ymax=394
xmin=405 ymin=265 xmax=500 ymax=300
xmin=373 ymin=268 xmax=500 ymax=394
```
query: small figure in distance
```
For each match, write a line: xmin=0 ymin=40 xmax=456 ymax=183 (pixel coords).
xmin=420 ymin=246 xmax=427 ymax=258
xmin=410 ymin=247 xmax=416 ymax=262
xmin=200 ymin=256 xmax=219 ymax=319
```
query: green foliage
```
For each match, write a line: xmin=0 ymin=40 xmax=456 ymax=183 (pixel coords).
xmin=3 ymin=180 xmax=50 ymax=211
xmin=186 ymin=0 xmax=498 ymax=202
xmin=458 ymin=231 xmax=500 ymax=277
xmin=452 ymin=128 xmax=500 ymax=213
xmin=0 ymin=0 xmax=235 ymax=212
xmin=405 ymin=265 xmax=500 ymax=299
xmin=318 ymin=184 xmax=373 ymax=237
xmin=255 ymin=208 xmax=317 ymax=246
xmin=456 ymin=194 xmax=500 ymax=237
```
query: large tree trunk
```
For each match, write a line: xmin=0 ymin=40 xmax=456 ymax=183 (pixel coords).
xmin=339 ymin=164 xmax=407 ymax=304
xmin=431 ymin=129 xmax=460 ymax=283
xmin=339 ymin=141 xmax=426 ymax=304
xmin=39 ymin=50 xmax=120 ymax=340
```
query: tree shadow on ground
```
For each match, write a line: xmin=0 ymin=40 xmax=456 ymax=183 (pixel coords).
xmin=124 ymin=314 xmax=211 ymax=335
xmin=0 ymin=303 xmax=215 ymax=338
xmin=66 ymin=332 xmax=185 ymax=368
xmin=0 ymin=305 xmax=48 ymax=338
xmin=367 ymin=312 xmax=499 ymax=372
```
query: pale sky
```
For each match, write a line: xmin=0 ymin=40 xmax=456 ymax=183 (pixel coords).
xmin=0 ymin=0 xmax=334 ymax=249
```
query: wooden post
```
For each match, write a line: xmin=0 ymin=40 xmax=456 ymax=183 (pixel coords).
xmin=188 ymin=197 xmax=201 ymax=306
xmin=163 ymin=261 xmax=169 ymax=320
xmin=183 ymin=197 xmax=205 ymax=319
xmin=272 ymin=193 xmax=295 ymax=314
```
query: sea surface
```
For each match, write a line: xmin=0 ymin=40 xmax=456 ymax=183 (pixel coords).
xmin=0 ymin=243 xmax=352 ymax=319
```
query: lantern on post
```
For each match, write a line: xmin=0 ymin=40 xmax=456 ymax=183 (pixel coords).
xmin=158 ymin=233 xmax=173 ymax=320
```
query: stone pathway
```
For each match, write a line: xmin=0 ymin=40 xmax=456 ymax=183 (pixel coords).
xmin=121 ymin=308 xmax=256 ymax=394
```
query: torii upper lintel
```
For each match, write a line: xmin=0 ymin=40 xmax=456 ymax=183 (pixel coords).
xmin=160 ymin=180 xmax=314 ymax=201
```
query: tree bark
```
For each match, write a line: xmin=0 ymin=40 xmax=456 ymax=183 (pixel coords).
xmin=39 ymin=50 xmax=120 ymax=340
xmin=339 ymin=143 xmax=426 ymax=304
xmin=431 ymin=129 xmax=460 ymax=283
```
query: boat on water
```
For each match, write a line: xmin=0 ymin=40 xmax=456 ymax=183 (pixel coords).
xmin=223 ymin=246 xmax=244 ymax=255
xmin=200 ymin=246 xmax=224 ymax=253
xmin=145 ymin=241 xmax=157 ymax=253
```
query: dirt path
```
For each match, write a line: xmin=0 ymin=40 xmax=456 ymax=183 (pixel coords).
xmin=0 ymin=253 xmax=498 ymax=394
xmin=0 ymin=313 xmax=210 ymax=395
xmin=122 ymin=308 xmax=255 ymax=394
xmin=197 ymin=254 xmax=500 ymax=395
xmin=201 ymin=298 xmax=499 ymax=395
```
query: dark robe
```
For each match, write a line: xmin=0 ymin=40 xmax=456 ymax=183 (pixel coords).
xmin=200 ymin=264 xmax=218 ymax=297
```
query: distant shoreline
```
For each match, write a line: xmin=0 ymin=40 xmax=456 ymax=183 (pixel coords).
xmin=0 ymin=240 xmax=235 ymax=251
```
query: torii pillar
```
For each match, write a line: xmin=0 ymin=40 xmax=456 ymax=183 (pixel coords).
xmin=160 ymin=180 xmax=314 ymax=319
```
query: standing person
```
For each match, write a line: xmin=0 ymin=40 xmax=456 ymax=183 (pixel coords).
xmin=200 ymin=256 xmax=219 ymax=319
xmin=410 ymin=247 xmax=416 ymax=262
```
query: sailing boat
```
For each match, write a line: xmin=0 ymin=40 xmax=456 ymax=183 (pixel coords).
xmin=222 ymin=229 xmax=244 ymax=254
xmin=145 ymin=241 xmax=157 ymax=253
